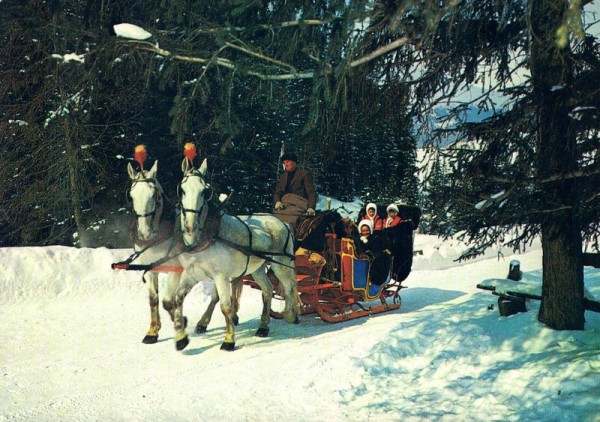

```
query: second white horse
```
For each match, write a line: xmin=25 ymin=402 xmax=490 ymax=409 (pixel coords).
xmin=171 ymin=157 xmax=301 ymax=351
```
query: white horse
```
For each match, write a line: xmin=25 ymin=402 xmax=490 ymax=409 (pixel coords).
xmin=127 ymin=160 xmax=183 ymax=344
xmin=171 ymin=158 xmax=301 ymax=351
xmin=127 ymin=160 xmax=254 ymax=347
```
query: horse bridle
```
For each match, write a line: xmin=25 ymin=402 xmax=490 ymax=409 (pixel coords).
xmin=178 ymin=171 xmax=213 ymax=220
xmin=129 ymin=178 xmax=163 ymax=240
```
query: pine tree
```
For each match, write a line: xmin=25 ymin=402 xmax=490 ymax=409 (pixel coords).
xmin=1 ymin=1 xmax=420 ymax=245
xmin=382 ymin=0 xmax=600 ymax=329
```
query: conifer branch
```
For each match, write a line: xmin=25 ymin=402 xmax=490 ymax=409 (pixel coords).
xmin=120 ymin=35 xmax=415 ymax=81
xmin=488 ymin=167 xmax=600 ymax=184
xmin=119 ymin=40 xmax=315 ymax=80
xmin=224 ymin=41 xmax=295 ymax=69
xmin=193 ymin=18 xmax=339 ymax=34
xmin=350 ymin=37 xmax=410 ymax=68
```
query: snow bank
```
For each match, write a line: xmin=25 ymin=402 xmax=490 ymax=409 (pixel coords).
xmin=0 ymin=247 xmax=139 ymax=302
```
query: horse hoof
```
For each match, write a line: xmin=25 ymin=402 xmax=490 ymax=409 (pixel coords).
xmin=220 ymin=341 xmax=235 ymax=351
xmin=232 ymin=315 xmax=239 ymax=326
xmin=142 ymin=335 xmax=158 ymax=344
xmin=176 ymin=336 xmax=190 ymax=351
xmin=196 ymin=325 xmax=207 ymax=334
xmin=294 ymin=316 xmax=301 ymax=324
xmin=255 ymin=327 xmax=269 ymax=337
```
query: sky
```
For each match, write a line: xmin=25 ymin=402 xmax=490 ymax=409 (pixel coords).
xmin=1 ymin=228 xmax=599 ymax=422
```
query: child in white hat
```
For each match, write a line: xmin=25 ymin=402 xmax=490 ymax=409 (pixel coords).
xmin=358 ymin=219 xmax=374 ymax=244
xmin=384 ymin=204 xmax=402 ymax=228
xmin=361 ymin=202 xmax=383 ymax=231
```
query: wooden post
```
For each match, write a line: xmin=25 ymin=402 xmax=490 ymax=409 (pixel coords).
xmin=507 ymin=259 xmax=522 ymax=281
xmin=498 ymin=296 xmax=527 ymax=316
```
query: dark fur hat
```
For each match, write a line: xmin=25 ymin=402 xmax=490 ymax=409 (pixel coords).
xmin=280 ymin=152 xmax=298 ymax=163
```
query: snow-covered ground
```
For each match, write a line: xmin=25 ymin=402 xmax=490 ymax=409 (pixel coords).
xmin=1 ymin=234 xmax=599 ymax=422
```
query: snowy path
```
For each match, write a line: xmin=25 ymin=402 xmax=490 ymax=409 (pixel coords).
xmin=1 ymin=238 xmax=599 ymax=421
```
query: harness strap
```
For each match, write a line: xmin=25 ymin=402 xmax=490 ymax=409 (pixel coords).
xmin=125 ymin=236 xmax=170 ymax=264
xmin=127 ymin=213 xmax=297 ymax=276
xmin=143 ymin=235 xmax=213 ymax=277
xmin=237 ymin=214 xmax=293 ymax=261
xmin=282 ymin=222 xmax=292 ymax=259
xmin=215 ymin=237 xmax=296 ymax=270
xmin=234 ymin=215 xmax=252 ymax=278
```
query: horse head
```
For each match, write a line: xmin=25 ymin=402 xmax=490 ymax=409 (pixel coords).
xmin=179 ymin=157 xmax=210 ymax=247
xmin=127 ymin=160 xmax=163 ymax=243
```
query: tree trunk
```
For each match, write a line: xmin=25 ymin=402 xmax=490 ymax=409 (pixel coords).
xmin=64 ymin=122 xmax=87 ymax=247
xmin=529 ymin=0 xmax=584 ymax=329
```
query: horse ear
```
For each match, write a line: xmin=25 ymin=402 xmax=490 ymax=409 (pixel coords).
xmin=147 ymin=160 xmax=158 ymax=179
xmin=181 ymin=157 xmax=190 ymax=174
xmin=199 ymin=158 xmax=208 ymax=176
xmin=127 ymin=162 xmax=137 ymax=180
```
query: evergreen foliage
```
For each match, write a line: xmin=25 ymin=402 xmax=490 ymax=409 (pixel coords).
xmin=0 ymin=0 xmax=416 ymax=246
xmin=385 ymin=0 xmax=600 ymax=329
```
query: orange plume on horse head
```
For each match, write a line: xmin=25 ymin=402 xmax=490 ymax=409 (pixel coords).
xmin=134 ymin=144 xmax=148 ymax=170
xmin=183 ymin=142 xmax=198 ymax=167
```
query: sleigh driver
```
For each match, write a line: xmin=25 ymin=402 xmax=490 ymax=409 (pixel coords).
xmin=273 ymin=152 xmax=317 ymax=233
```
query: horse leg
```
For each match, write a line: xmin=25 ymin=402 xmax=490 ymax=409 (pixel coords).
xmin=248 ymin=268 xmax=273 ymax=337
xmin=270 ymin=260 xmax=302 ymax=324
xmin=196 ymin=286 xmax=219 ymax=334
xmin=171 ymin=273 xmax=197 ymax=351
xmin=231 ymin=278 xmax=243 ymax=326
xmin=196 ymin=279 xmax=241 ymax=333
xmin=162 ymin=271 xmax=186 ymax=327
xmin=142 ymin=271 xmax=161 ymax=344
xmin=214 ymin=276 xmax=236 ymax=351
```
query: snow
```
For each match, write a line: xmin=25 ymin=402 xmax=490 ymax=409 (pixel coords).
xmin=474 ymin=199 xmax=487 ymax=210
xmin=1 ymin=235 xmax=599 ymax=421
xmin=113 ymin=23 xmax=153 ymax=41
xmin=51 ymin=53 xmax=85 ymax=64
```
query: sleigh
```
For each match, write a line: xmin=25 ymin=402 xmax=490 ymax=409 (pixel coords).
xmin=245 ymin=206 xmax=420 ymax=323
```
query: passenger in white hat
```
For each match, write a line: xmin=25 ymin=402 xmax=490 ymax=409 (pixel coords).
xmin=358 ymin=219 xmax=374 ymax=244
xmin=361 ymin=202 xmax=383 ymax=231
xmin=384 ymin=203 xmax=402 ymax=228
